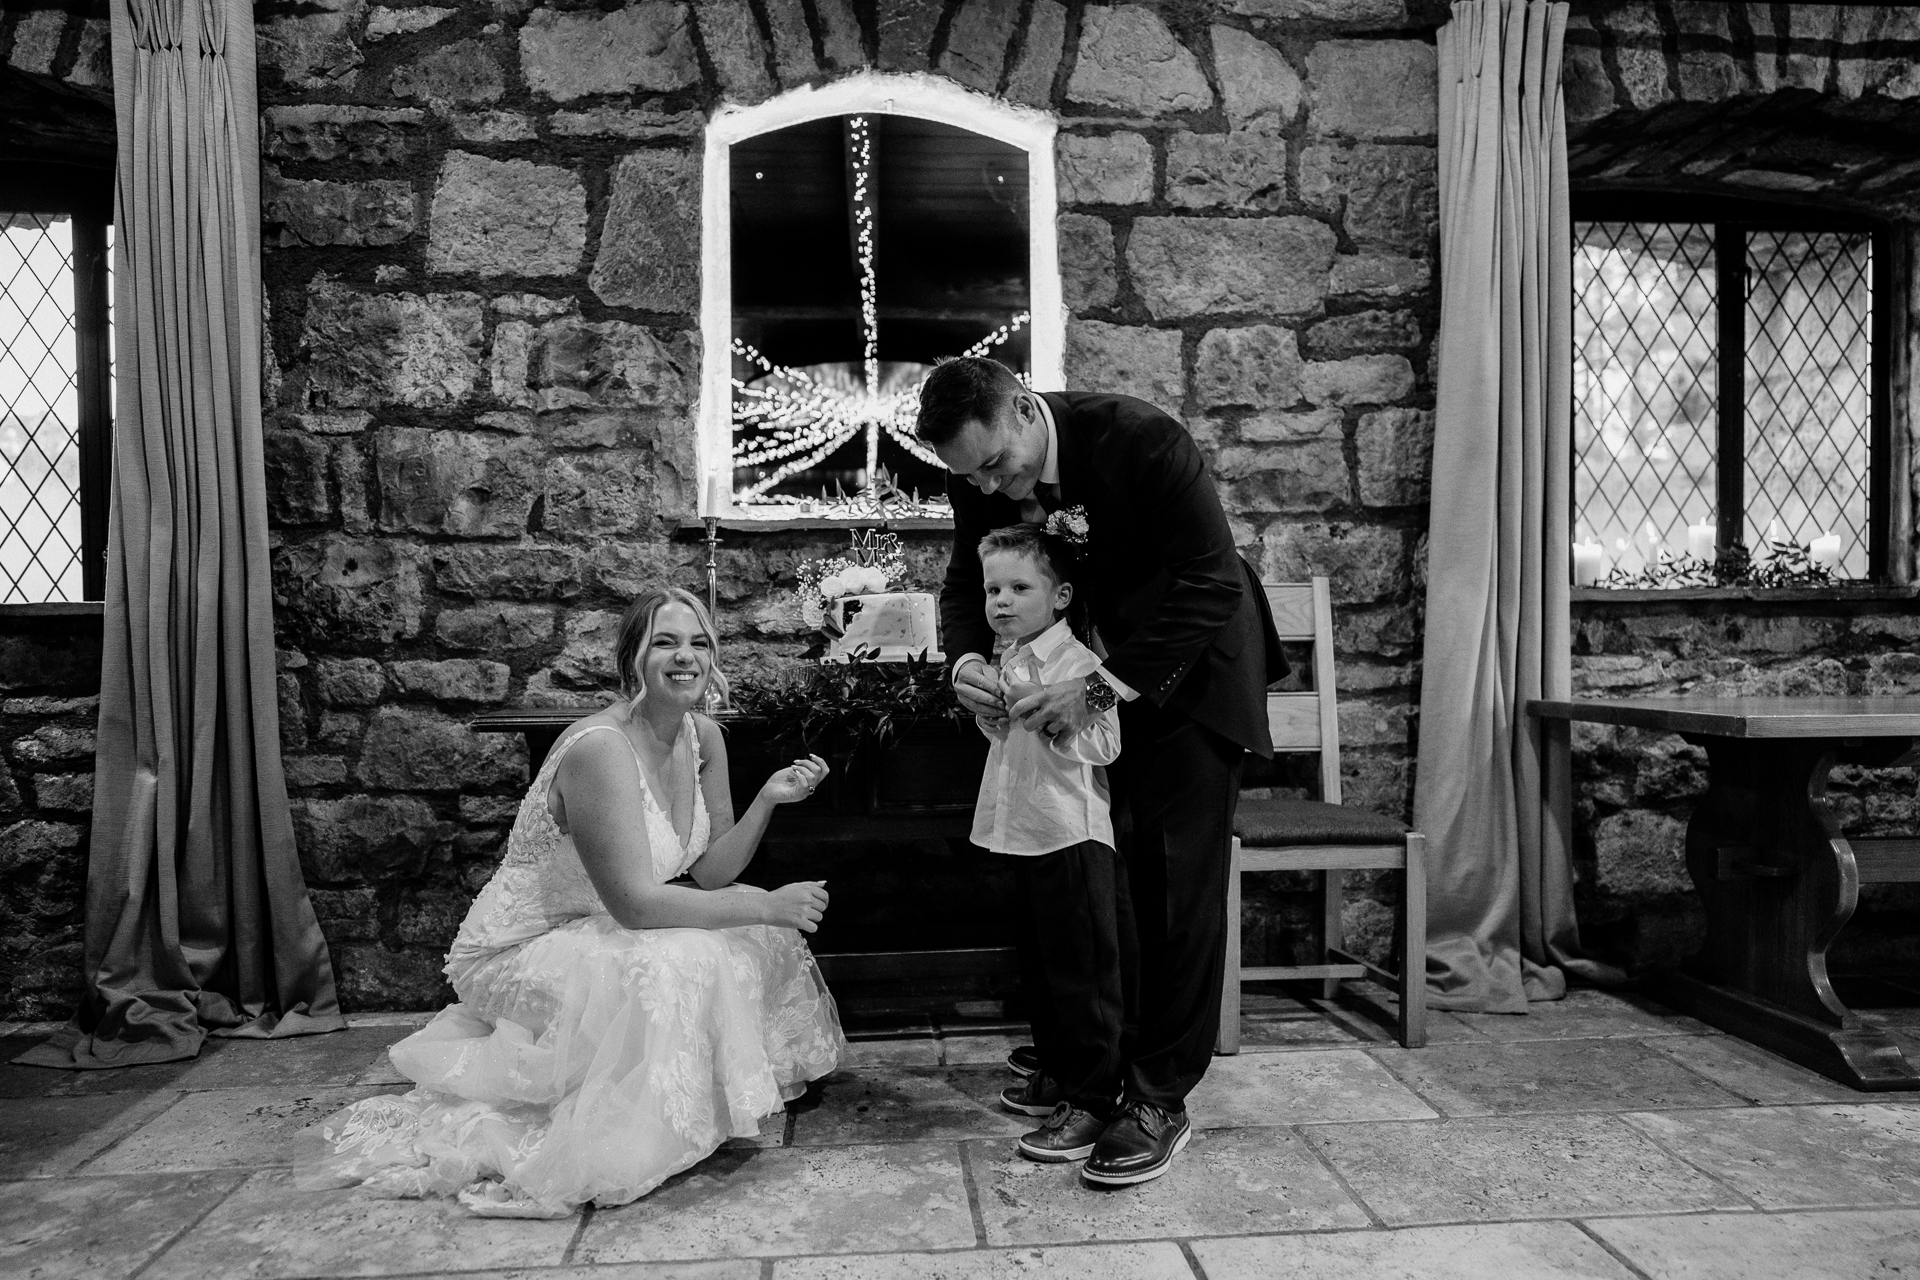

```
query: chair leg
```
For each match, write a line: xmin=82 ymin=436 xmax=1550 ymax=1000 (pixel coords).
xmin=1398 ymin=832 xmax=1428 ymax=1048
xmin=1320 ymin=869 xmax=1345 ymax=1000
xmin=1217 ymin=837 xmax=1243 ymax=1055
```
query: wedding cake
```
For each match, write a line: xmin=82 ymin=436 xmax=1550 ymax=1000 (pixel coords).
xmin=826 ymin=593 xmax=941 ymax=662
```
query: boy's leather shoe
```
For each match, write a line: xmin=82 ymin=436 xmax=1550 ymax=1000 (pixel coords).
xmin=1017 ymin=1102 xmax=1108 ymax=1163
xmin=999 ymin=1071 xmax=1064 ymax=1116
xmin=1006 ymin=1044 xmax=1040 ymax=1078
xmin=1082 ymin=1100 xmax=1191 ymax=1186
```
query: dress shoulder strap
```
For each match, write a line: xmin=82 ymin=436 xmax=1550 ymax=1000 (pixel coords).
xmin=541 ymin=722 xmax=636 ymax=784
xmin=685 ymin=713 xmax=704 ymax=769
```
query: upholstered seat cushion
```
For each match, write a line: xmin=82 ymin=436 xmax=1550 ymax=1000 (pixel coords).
xmin=1234 ymin=798 xmax=1409 ymax=847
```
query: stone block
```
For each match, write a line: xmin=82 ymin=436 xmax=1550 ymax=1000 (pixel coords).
xmin=299 ymin=281 xmax=484 ymax=409
xmin=389 ymin=38 xmax=504 ymax=104
xmin=1355 ymin=407 xmax=1433 ymax=506
xmin=1229 ymin=0 xmax=1406 ymax=21
xmin=257 ymin=0 xmax=364 ymax=91
xmin=518 ymin=317 xmax=697 ymax=414
xmin=262 ymin=107 xmax=431 ymax=166
xmin=1 ymin=695 xmax=98 ymax=716
xmin=1304 ymin=309 xmax=1421 ymax=359
xmin=1308 ymin=41 xmax=1437 ymax=139
xmin=590 ymin=150 xmax=700 ymax=313
xmin=1219 ymin=441 xmax=1350 ymax=511
xmin=1677 ymin=51 xmax=1739 ymax=102
xmin=1302 ymin=354 xmax=1415 ymax=406
xmin=1068 ymin=5 xmax=1213 ymax=116
xmin=11 ymin=725 xmax=97 ymax=767
xmin=1128 ymin=218 xmax=1336 ymax=319
xmin=1166 ymin=133 xmax=1288 ymax=210
xmin=1195 ymin=326 xmax=1303 ymax=411
xmin=1867 ymin=653 xmax=1920 ymax=695
xmin=1563 ymin=44 xmax=1616 ymax=124
xmin=430 ymin=545 xmax=586 ymax=600
xmin=697 ymin=0 xmax=775 ymax=102
xmin=1593 ymin=809 xmax=1690 ymax=896
xmin=543 ymin=452 xmax=657 ymax=536
xmin=434 ymin=603 xmax=556 ymax=651
xmin=32 ymin=772 xmax=93 ymax=813
xmin=1242 ymin=407 xmax=1342 ymax=442
xmin=68 ymin=18 xmax=110 ymax=92
xmin=1614 ymin=45 xmax=1673 ymax=110
xmin=1213 ymin=26 xmax=1301 ymax=132
xmin=1299 ymin=144 xmax=1438 ymax=253
xmin=876 ymin=0 xmax=944 ymax=70
xmin=396 ymin=889 xmax=470 ymax=950
xmin=274 ymin=539 xmax=424 ymax=646
xmin=1063 ymin=321 xmax=1184 ymax=412
xmin=1058 ymin=214 xmax=1118 ymax=309
xmin=6 ymin=10 xmax=65 ymax=76
xmin=280 ymin=672 xmax=310 ymax=753
xmin=1006 ymin=0 xmax=1067 ymax=104
xmin=292 ymin=793 xmax=453 ymax=881
xmin=374 ymin=429 xmax=541 ymax=538
xmin=264 ymin=432 xmax=334 ymax=526
xmin=0 ymin=633 xmax=97 ymax=691
xmin=366 ymin=6 xmax=453 ymax=40
xmin=814 ymin=0 xmax=866 ymax=72
xmin=551 ymin=610 xmax=624 ymax=684
xmin=356 ymin=708 xmax=527 ymax=792
xmin=448 ymin=111 xmax=537 ymax=143
xmin=285 ymin=755 xmax=349 ymax=787
xmin=520 ymin=3 xmax=698 ymax=100
xmin=591 ymin=542 xmax=695 ymax=597
xmin=263 ymin=175 xmax=414 ymax=249
xmin=1632 ymin=735 xmax=1708 ymax=803
xmin=0 ymin=765 xmax=18 ymax=815
xmin=0 ymin=820 xmax=82 ymax=874
xmin=941 ymin=0 xmax=1020 ymax=92
xmin=1338 ymin=698 xmax=1411 ymax=749
xmin=313 ymin=657 xmax=386 ymax=707
xmin=1329 ymin=254 xmax=1432 ymax=300
xmin=548 ymin=108 xmax=701 ymax=138
xmin=1264 ymin=523 xmax=1406 ymax=603
xmin=762 ymin=0 xmax=815 ymax=83
xmin=1057 ymin=133 xmax=1153 ymax=206
xmin=427 ymin=154 xmax=587 ymax=279
xmin=388 ymin=659 xmax=511 ymax=703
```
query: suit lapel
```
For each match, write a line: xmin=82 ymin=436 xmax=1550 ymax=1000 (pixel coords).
xmin=1042 ymin=393 xmax=1090 ymax=507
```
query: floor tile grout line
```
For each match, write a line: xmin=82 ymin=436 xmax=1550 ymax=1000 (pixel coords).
xmin=1624 ymin=1034 xmax=1768 ymax=1108
xmin=1572 ymin=1217 xmax=1658 ymax=1280
xmin=1292 ymin=1122 xmax=1389 ymax=1230
xmin=1606 ymin=1111 xmax=1770 ymax=1213
xmin=51 ymin=1087 xmax=186 ymax=1177
xmin=1175 ymin=1238 xmax=1212 ymax=1280
xmin=1356 ymin=1044 xmax=1458 ymax=1118
xmin=956 ymin=1139 xmax=991 ymax=1248
xmin=123 ymin=1167 xmax=255 ymax=1280
xmin=561 ymin=1202 xmax=595 ymax=1265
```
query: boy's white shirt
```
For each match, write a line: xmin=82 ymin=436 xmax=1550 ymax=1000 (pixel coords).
xmin=971 ymin=619 xmax=1122 ymax=856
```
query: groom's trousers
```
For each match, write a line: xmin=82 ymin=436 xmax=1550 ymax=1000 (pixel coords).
xmin=1110 ymin=700 xmax=1246 ymax=1111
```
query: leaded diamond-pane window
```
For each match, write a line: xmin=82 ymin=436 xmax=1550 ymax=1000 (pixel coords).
xmin=0 ymin=191 xmax=110 ymax=603
xmin=1572 ymin=206 xmax=1890 ymax=585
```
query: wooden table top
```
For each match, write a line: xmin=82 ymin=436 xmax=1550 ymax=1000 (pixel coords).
xmin=1527 ymin=696 xmax=1920 ymax=738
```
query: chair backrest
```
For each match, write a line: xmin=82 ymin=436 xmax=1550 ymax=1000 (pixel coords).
xmin=1264 ymin=578 xmax=1341 ymax=805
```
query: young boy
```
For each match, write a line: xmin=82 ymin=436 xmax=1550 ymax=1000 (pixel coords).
xmin=969 ymin=524 xmax=1125 ymax=1164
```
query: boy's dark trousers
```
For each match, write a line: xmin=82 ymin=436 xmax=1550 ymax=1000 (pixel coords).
xmin=1013 ymin=840 xmax=1126 ymax=1116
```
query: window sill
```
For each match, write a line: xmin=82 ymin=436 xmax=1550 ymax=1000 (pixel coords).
xmin=674 ymin=516 xmax=955 ymax=535
xmin=1572 ymin=584 xmax=1917 ymax=605
xmin=0 ymin=601 xmax=104 ymax=618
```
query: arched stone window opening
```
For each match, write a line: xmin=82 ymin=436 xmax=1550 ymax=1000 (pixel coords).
xmin=699 ymin=74 xmax=1061 ymax=519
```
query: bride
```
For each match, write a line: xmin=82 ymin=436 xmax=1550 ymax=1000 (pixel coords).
xmin=301 ymin=587 xmax=844 ymax=1217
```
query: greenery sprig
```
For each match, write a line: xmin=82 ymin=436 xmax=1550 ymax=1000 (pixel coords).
xmin=729 ymin=650 xmax=964 ymax=753
xmin=1598 ymin=539 xmax=1836 ymax=590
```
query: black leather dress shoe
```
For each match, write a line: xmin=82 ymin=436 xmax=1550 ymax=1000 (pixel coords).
xmin=999 ymin=1070 xmax=1064 ymax=1116
xmin=1082 ymin=1100 xmax=1191 ymax=1186
xmin=1017 ymin=1102 xmax=1108 ymax=1163
xmin=1006 ymin=1044 xmax=1041 ymax=1078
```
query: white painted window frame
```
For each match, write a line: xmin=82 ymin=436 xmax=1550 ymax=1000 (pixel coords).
xmin=698 ymin=71 xmax=1062 ymax=517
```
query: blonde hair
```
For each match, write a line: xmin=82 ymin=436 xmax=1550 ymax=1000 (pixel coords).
xmin=614 ymin=587 xmax=729 ymax=706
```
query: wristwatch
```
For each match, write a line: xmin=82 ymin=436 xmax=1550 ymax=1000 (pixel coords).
xmin=1084 ymin=671 xmax=1119 ymax=713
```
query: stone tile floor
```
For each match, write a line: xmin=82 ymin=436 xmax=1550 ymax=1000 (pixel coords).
xmin=7 ymin=980 xmax=1920 ymax=1278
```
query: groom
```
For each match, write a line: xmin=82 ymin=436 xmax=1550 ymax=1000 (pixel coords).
xmin=918 ymin=357 xmax=1282 ymax=1185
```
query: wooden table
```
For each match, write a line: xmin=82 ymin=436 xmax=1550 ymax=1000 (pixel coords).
xmin=1530 ymin=696 xmax=1920 ymax=1091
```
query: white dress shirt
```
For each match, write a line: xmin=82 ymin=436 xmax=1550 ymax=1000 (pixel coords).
xmin=971 ymin=620 xmax=1122 ymax=857
xmin=952 ymin=394 xmax=1139 ymax=701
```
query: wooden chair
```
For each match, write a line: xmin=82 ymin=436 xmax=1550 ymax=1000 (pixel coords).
xmin=1218 ymin=577 xmax=1428 ymax=1051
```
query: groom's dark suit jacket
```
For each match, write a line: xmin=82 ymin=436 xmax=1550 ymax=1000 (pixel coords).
xmin=940 ymin=391 xmax=1285 ymax=759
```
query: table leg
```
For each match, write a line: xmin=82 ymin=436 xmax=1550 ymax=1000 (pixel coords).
xmin=1655 ymin=735 xmax=1918 ymax=1091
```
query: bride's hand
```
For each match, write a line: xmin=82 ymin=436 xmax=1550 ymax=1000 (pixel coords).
xmin=763 ymin=880 xmax=829 ymax=932
xmin=761 ymin=754 xmax=829 ymax=805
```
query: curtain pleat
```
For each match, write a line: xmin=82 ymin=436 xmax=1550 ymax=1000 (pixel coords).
xmin=19 ymin=0 xmax=344 ymax=1069
xmin=1414 ymin=0 xmax=1623 ymax=1013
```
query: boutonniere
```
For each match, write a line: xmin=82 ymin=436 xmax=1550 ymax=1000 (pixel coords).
xmin=1043 ymin=506 xmax=1090 ymax=546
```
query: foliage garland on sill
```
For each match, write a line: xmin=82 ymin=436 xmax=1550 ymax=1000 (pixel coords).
xmin=728 ymin=649 xmax=966 ymax=754
xmin=1597 ymin=540 xmax=1837 ymax=591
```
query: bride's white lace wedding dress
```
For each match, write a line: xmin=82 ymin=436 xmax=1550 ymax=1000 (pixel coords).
xmin=300 ymin=719 xmax=844 ymax=1217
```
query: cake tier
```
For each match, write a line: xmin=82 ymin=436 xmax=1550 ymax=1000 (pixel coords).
xmin=825 ymin=592 xmax=942 ymax=662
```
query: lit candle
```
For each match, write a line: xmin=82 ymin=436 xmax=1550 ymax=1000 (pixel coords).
xmin=1810 ymin=531 xmax=1842 ymax=572
xmin=703 ymin=473 xmax=729 ymax=516
xmin=1686 ymin=516 xmax=1715 ymax=562
xmin=1642 ymin=520 xmax=1668 ymax=564
xmin=1764 ymin=517 xmax=1786 ymax=552
xmin=1572 ymin=540 xmax=1605 ymax=587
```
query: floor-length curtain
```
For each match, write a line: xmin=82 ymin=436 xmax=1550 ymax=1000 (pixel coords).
xmin=1414 ymin=0 xmax=1622 ymax=1013
xmin=19 ymin=0 xmax=344 ymax=1068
